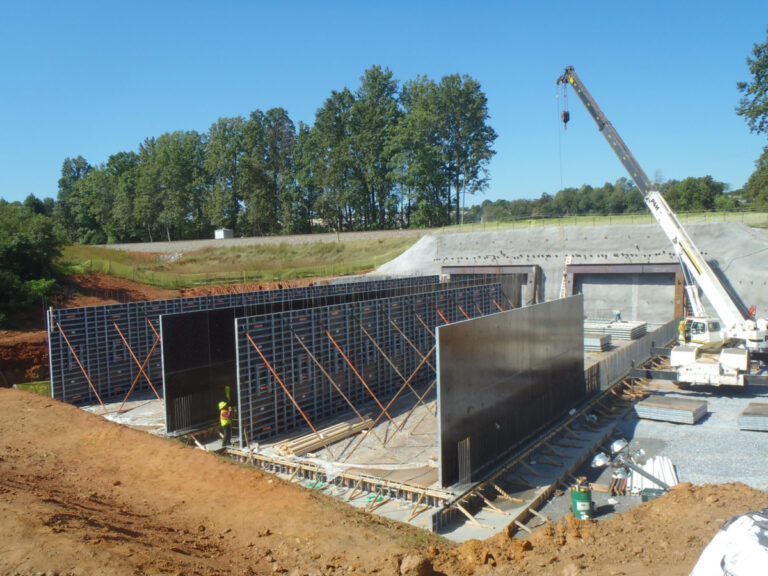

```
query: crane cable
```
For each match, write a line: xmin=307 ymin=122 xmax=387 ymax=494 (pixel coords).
xmin=556 ymin=84 xmax=569 ymax=190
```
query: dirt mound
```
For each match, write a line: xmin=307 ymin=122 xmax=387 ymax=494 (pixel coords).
xmin=0 ymin=388 xmax=439 ymax=575
xmin=448 ymin=482 xmax=766 ymax=575
xmin=3 ymin=387 xmax=767 ymax=576
xmin=180 ymin=278 xmax=321 ymax=297
xmin=55 ymin=273 xmax=180 ymax=307
xmin=0 ymin=329 xmax=47 ymax=384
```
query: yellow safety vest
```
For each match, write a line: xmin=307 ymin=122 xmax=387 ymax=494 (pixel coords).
xmin=220 ymin=408 xmax=232 ymax=426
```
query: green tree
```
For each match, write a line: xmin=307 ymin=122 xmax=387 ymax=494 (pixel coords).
xmin=737 ymin=26 xmax=768 ymax=135
xmin=310 ymin=88 xmax=358 ymax=231
xmin=742 ymin=147 xmax=768 ymax=207
xmin=434 ymin=74 xmax=497 ymax=224
xmin=393 ymin=76 xmax=451 ymax=227
xmin=55 ymin=156 xmax=93 ymax=242
xmin=663 ymin=176 xmax=725 ymax=212
xmin=291 ymin=122 xmax=320 ymax=233
xmin=350 ymin=66 xmax=402 ymax=228
xmin=153 ymin=131 xmax=207 ymax=241
xmin=205 ymin=117 xmax=246 ymax=232
xmin=0 ymin=201 xmax=62 ymax=325
xmin=107 ymin=151 xmax=141 ymax=242
xmin=240 ymin=108 xmax=297 ymax=235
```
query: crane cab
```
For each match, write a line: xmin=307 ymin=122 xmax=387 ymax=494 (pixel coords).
xmin=679 ymin=317 xmax=724 ymax=351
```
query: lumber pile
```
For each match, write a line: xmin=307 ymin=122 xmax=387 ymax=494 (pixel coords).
xmin=738 ymin=402 xmax=768 ymax=432
xmin=274 ymin=418 xmax=373 ymax=456
xmin=635 ymin=395 xmax=708 ymax=424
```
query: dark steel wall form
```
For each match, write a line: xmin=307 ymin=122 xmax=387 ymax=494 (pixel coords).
xmin=436 ymin=295 xmax=585 ymax=488
xmin=161 ymin=308 xmax=239 ymax=433
xmin=48 ymin=276 xmax=439 ymax=405
xmin=235 ymin=283 xmax=505 ymax=445
xmin=161 ymin=278 xmax=489 ymax=434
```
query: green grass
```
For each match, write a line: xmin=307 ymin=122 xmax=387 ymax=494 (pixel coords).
xmin=57 ymin=237 xmax=417 ymax=289
xmin=15 ymin=380 xmax=51 ymax=396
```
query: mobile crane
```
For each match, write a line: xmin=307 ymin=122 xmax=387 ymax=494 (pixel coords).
xmin=557 ymin=66 xmax=768 ymax=386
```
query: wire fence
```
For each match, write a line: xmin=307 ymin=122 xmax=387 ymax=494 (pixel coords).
xmin=441 ymin=210 xmax=768 ymax=234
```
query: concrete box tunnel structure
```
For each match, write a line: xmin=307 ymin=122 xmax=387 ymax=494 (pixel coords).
xmin=47 ymin=268 xmax=681 ymax=533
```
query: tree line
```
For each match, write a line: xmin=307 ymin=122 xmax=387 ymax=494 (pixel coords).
xmin=467 ymin=175 xmax=748 ymax=222
xmin=55 ymin=66 xmax=498 ymax=244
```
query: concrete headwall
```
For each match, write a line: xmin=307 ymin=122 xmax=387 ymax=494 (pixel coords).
xmin=377 ymin=223 xmax=768 ymax=322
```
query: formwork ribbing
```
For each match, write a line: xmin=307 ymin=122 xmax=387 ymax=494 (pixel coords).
xmin=48 ymin=276 xmax=440 ymax=405
xmin=234 ymin=283 xmax=504 ymax=445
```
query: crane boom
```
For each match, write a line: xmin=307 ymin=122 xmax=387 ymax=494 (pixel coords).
xmin=557 ymin=66 xmax=767 ymax=350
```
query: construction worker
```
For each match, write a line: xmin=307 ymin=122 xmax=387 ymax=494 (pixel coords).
xmin=218 ymin=400 xmax=232 ymax=448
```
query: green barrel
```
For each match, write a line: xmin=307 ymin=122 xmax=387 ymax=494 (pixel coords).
xmin=571 ymin=487 xmax=593 ymax=519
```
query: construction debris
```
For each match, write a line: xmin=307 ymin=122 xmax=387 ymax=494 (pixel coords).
xmin=630 ymin=455 xmax=679 ymax=492
xmin=635 ymin=395 xmax=708 ymax=424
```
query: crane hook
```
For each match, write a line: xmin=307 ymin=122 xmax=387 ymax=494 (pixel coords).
xmin=561 ymin=110 xmax=570 ymax=129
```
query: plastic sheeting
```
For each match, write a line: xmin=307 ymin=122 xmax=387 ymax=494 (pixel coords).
xmin=690 ymin=508 xmax=768 ymax=576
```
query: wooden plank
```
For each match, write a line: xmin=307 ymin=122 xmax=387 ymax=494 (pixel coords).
xmin=520 ymin=461 xmax=545 ymax=477
xmin=492 ymin=482 xmax=524 ymax=503
xmin=513 ymin=520 xmax=532 ymax=534
xmin=475 ymin=492 xmax=509 ymax=516
xmin=455 ymin=503 xmax=494 ymax=530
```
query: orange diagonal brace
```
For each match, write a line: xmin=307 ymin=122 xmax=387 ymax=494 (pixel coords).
xmin=246 ymin=333 xmax=334 ymax=458
xmin=491 ymin=297 xmax=504 ymax=312
xmin=322 ymin=324 xmax=399 ymax=430
xmin=117 ymin=322 xmax=161 ymax=413
xmin=433 ymin=304 xmax=449 ymax=325
xmin=454 ymin=299 xmax=470 ymax=320
xmin=113 ymin=322 xmax=161 ymax=400
xmin=343 ymin=345 xmax=436 ymax=462
xmin=147 ymin=318 xmax=160 ymax=340
xmin=55 ymin=321 xmax=105 ymax=411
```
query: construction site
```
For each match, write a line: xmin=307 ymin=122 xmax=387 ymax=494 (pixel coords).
xmin=4 ymin=68 xmax=768 ymax=575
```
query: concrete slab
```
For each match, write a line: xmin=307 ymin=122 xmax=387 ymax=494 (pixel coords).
xmin=81 ymin=391 xmax=165 ymax=434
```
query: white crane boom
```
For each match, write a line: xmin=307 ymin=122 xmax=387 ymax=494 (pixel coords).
xmin=557 ymin=66 xmax=768 ymax=351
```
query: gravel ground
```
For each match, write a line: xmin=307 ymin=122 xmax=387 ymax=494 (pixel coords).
xmin=101 ymin=228 xmax=432 ymax=253
xmin=536 ymin=375 xmax=768 ymax=525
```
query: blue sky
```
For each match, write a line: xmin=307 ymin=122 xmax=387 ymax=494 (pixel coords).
xmin=1 ymin=1 xmax=767 ymax=204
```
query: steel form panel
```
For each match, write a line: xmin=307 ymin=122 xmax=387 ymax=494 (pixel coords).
xmin=235 ymin=283 xmax=503 ymax=444
xmin=436 ymin=295 xmax=586 ymax=488
xmin=48 ymin=276 xmax=440 ymax=404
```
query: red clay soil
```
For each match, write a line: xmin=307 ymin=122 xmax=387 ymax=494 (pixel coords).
xmin=3 ymin=387 xmax=768 ymax=576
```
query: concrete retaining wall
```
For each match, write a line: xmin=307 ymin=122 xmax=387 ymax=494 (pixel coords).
xmin=377 ymin=223 xmax=768 ymax=322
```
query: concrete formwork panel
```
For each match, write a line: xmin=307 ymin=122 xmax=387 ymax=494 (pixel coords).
xmin=48 ymin=276 xmax=439 ymax=405
xmin=437 ymin=295 xmax=585 ymax=488
xmin=235 ymin=284 xmax=505 ymax=445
